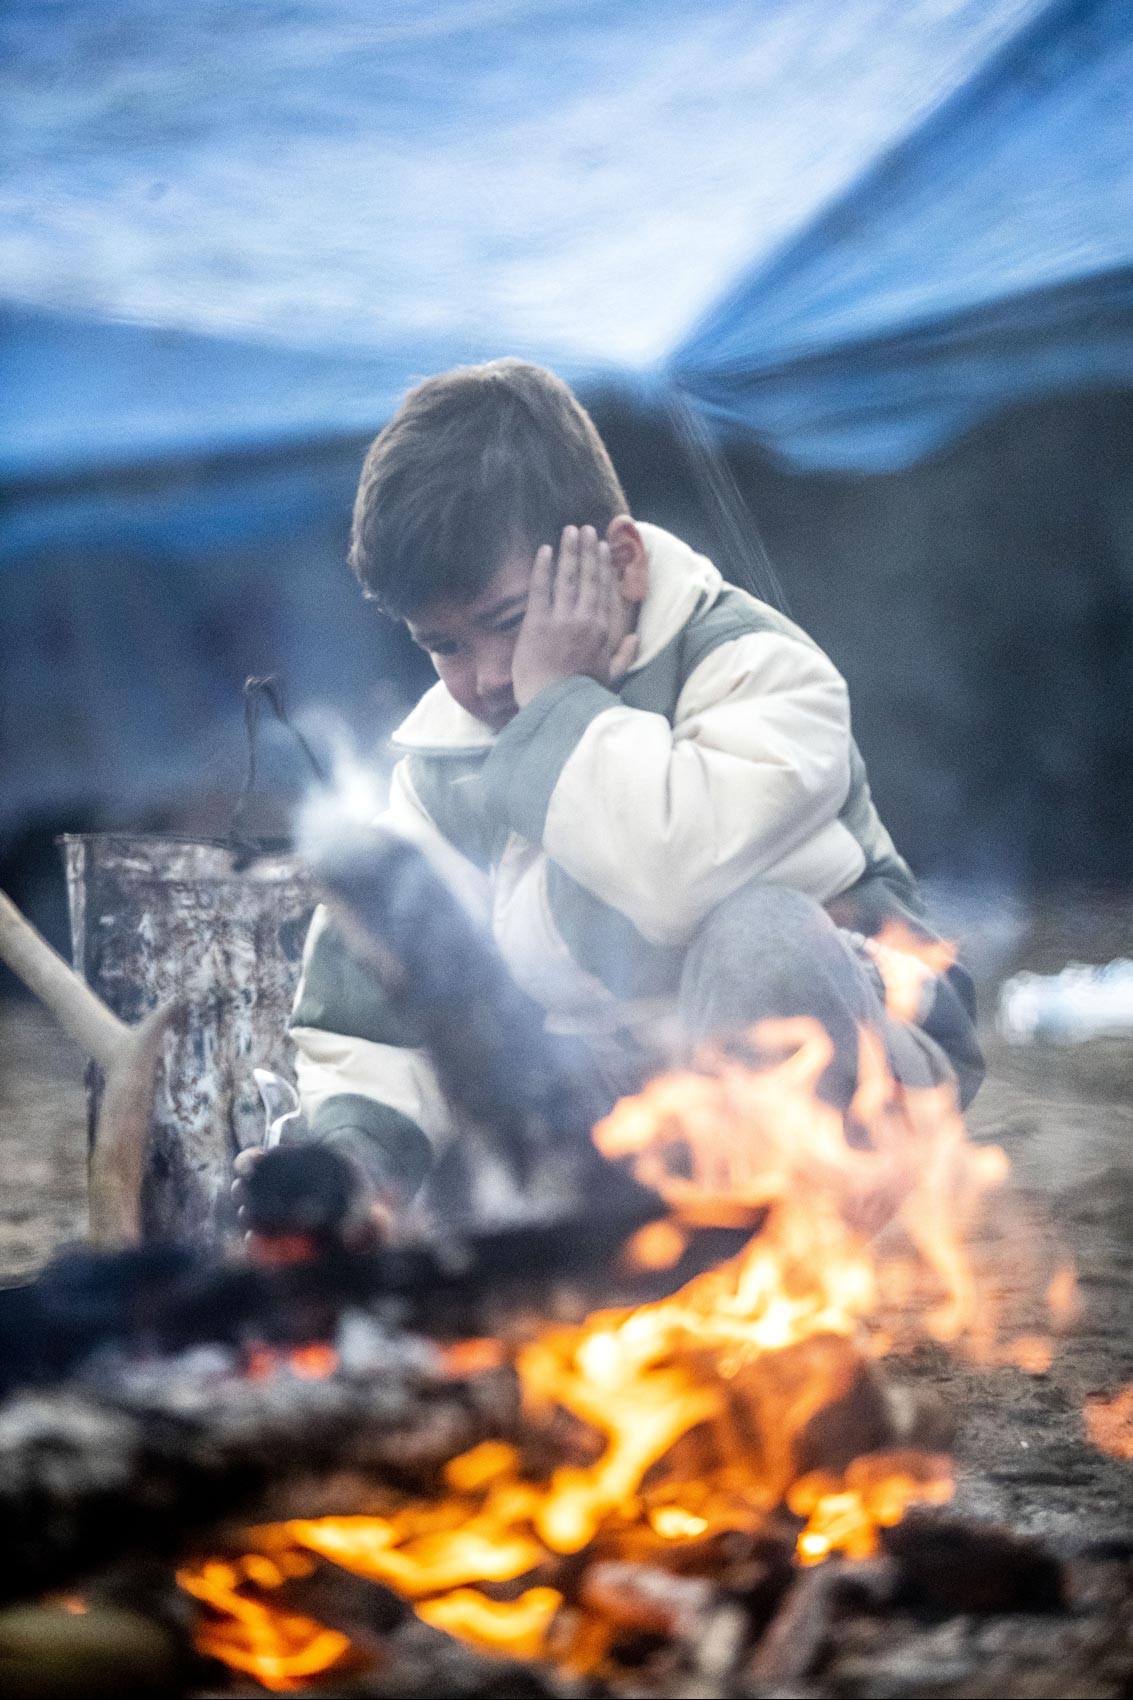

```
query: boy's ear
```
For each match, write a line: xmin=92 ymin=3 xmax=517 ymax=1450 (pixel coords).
xmin=605 ymin=515 xmax=649 ymax=604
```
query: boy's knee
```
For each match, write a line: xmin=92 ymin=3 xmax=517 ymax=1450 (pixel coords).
xmin=685 ymin=880 xmax=851 ymax=1004
xmin=692 ymin=881 xmax=830 ymax=960
xmin=679 ymin=880 xmax=873 ymax=1051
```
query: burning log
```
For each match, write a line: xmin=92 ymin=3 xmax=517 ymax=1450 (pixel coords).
xmin=347 ymin=1614 xmax=563 ymax=1698
xmin=570 ymin=1560 xmax=748 ymax=1683
xmin=264 ymin=1551 xmax=409 ymax=1644
xmin=0 ymin=886 xmax=178 ymax=1247
xmin=0 ymin=1331 xmax=517 ymax=1607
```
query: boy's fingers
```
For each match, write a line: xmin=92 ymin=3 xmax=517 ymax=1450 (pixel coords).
xmin=528 ymin=542 xmax=554 ymax=611
xmin=607 ymin=541 xmax=628 ymax=663
xmin=554 ymin=525 xmax=580 ymax=608
xmin=577 ymin=526 xmax=601 ymax=614
xmin=601 ymin=540 xmax=620 ymax=630
xmin=610 ymin=632 xmax=639 ymax=683
xmin=232 ymin=1145 xmax=263 ymax=1207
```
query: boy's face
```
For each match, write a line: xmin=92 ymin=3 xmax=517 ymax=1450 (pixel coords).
xmin=406 ymin=521 xmax=647 ymax=731
xmin=406 ymin=545 xmax=533 ymax=731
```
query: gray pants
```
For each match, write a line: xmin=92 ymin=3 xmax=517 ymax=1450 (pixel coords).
xmin=672 ymin=881 xmax=981 ymax=1110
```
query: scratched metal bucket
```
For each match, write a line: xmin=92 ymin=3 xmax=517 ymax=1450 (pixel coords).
xmin=61 ymin=835 xmax=317 ymax=1245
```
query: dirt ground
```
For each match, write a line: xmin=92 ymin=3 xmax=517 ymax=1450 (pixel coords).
xmin=1 ymin=887 xmax=1131 ymax=1551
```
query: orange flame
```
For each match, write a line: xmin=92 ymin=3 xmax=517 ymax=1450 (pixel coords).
xmin=177 ymin=1556 xmax=350 ymax=1691
xmin=184 ymin=1010 xmax=1071 ymax=1684
xmin=868 ymin=922 xmax=956 ymax=1024
xmin=790 ymin=1450 xmax=954 ymax=1565
xmin=1085 ymin=1385 xmax=1133 ymax=1460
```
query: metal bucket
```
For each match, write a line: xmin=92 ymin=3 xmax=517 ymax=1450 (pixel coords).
xmin=62 ymin=835 xmax=316 ymax=1245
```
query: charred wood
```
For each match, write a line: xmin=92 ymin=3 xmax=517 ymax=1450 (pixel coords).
xmin=328 ymin=1614 xmax=562 ymax=1698
xmin=0 ymin=1341 xmax=516 ymax=1606
xmin=745 ymin=1559 xmax=849 ymax=1687
xmin=880 ymin=1514 xmax=1067 ymax=1614
xmin=0 ymin=1197 xmax=755 ymax=1400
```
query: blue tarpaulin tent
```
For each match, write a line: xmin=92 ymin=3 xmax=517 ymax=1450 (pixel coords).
xmin=2 ymin=0 xmax=1131 ymax=832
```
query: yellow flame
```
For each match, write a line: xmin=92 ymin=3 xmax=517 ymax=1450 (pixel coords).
xmin=416 ymin=1587 xmax=563 ymax=1658
xmin=287 ymin=1512 xmax=545 ymax=1597
xmin=650 ymin=1506 xmax=709 ymax=1539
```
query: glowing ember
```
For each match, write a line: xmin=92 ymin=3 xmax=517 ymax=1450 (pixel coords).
xmin=246 ymin=1343 xmax=338 ymax=1381
xmin=1085 ymin=1385 xmax=1133 ymax=1460
xmin=788 ymin=1450 xmax=954 ymax=1565
xmin=184 ymin=1012 xmax=1071 ymax=1686
xmin=177 ymin=1556 xmax=351 ymax=1692
xmin=1047 ymin=1264 xmax=1080 ymax=1329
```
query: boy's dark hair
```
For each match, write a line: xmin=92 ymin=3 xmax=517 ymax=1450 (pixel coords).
xmin=349 ymin=359 xmax=629 ymax=617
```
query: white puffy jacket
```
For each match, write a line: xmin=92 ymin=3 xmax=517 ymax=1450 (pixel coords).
xmin=289 ymin=524 xmax=917 ymax=1188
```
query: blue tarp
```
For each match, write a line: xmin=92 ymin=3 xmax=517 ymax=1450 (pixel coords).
xmin=5 ymin=0 xmax=1129 ymax=478
xmin=1 ymin=0 xmax=1132 ymax=832
xmin=670 ymin=0 xmax=1133 ymax=467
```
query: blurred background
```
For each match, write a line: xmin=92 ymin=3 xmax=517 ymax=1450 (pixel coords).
xmin=2 ymin=0 xmax=1132 ymax=955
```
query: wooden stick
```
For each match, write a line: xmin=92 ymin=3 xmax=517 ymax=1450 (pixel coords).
xmin=0 ymin=886 xmax=177 ymax=1245
xmin=88 ymin=1002 xmax=180 ymax=1247
xmin=0 ymin=888 xmax=126 ymax=1067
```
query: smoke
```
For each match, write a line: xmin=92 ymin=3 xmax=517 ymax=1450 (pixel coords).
xmin=289 ymin=706 xmax=389 ymax=861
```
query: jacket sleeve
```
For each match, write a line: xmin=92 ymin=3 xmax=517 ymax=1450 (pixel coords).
xmin=288 ymin=759 xmax=491 ymax=1198
xmin=482 ymin=632 xmax=866 ymax=947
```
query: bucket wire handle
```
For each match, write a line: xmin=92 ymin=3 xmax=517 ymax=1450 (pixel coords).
xmin=229 ymin=675 xmax=327 ymax=864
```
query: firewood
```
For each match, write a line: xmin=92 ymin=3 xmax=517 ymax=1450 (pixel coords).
xmin=0 ymin=886 xmax=179 ymax=1247
xmin=256 ymin=1551 xmax=409 ymax=1645
xmin=0 ymin=1343 xmax=514 ymax=1606
xmin=334 ymin=1613 xmax=562 ymax=1697
xmin=580 ymin=1561 xmax=718 ymax=1639
xmin=744 ymin=1560 xmax=846 ymax=1685
xmin=578 ymin=1561 xmax=748 ymax=1684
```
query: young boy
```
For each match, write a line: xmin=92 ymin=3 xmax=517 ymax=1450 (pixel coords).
xmin=281 ymin=360 xmax=983 ymax=1211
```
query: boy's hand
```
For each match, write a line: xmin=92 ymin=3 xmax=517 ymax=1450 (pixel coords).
xmin=231 ymin=1145 xmax=390 ymax=1251
xmin=512 ymin=525 xmax=639 ymax=708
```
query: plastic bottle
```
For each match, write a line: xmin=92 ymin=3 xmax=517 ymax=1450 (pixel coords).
xmin=998 ymin=959 xmax=1133 ymax=1043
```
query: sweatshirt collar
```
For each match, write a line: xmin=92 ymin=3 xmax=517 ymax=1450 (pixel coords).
xmin=391 ymin=523 xmax=722 ymax=753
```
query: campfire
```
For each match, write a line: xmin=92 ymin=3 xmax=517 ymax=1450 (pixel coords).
xmin=173 ymin=1000 xmax=1070 ymax=1694
xmin=1 ymin=837 xmax=1127 ymax=1699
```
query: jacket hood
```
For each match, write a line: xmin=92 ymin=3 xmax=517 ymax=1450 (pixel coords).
xmin=390 ymin=523 xmax=723 ymax=753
